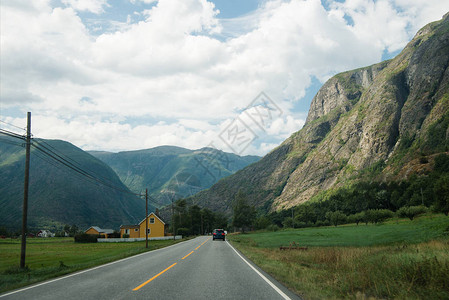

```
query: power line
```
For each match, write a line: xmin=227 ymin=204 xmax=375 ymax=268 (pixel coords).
xmin=1 ymin=128 xmax=145 ymax=197
xmin=0 ymin=129 xmax=26 ymax=140
xmin=31 ymin=142 xmax=143 ymax=196
xmin=0 ymin=119 xmax=26 ymax=132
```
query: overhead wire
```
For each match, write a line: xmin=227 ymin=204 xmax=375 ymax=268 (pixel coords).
xmin=0 ymin=119 xmax=26 ymax=132
xmin=1 ymin=128 xmax=144 ymax=197
xmin=31 ymin=142 xmax=144 ymax=197
xmin=0 ymin=128 xmax=26 ymax=140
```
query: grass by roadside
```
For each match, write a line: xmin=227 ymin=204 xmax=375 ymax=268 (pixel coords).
xmin=228 ymin=214 xmax=449 ymax=299
xmin=0 ymin=237 xmax=186 ymax=293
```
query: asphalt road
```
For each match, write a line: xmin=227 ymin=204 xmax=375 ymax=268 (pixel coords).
xmin=0 ymin=236 xmax=300 ymax=300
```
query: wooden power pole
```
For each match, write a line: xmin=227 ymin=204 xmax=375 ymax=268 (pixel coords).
xmin=20 ymin=112 xmax=31 ymax=269
xmin=145 ymin=188 xmax=148 ymax=249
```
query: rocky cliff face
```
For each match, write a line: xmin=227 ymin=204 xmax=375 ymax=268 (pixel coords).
xmin=189 ymin=13 xmax=449 ymax=214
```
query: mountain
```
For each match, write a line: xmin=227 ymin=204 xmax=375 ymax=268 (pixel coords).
xmin=187 ymin=13 xmax=449 ymax=215
xmin=89 ymin=146 xmax=260 ymax=207
xmin=0 ymin=137 xmax=149 ymax=231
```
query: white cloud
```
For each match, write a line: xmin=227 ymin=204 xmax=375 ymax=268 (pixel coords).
xmin=62 ymin=0 xmax=109 ymax=14
xmin=1 ymin=0 xmax=448 ymax=156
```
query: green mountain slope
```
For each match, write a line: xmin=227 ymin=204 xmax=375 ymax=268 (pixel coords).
xmin=0 ymin=137 xmax=149 ymax=231
xmin=188 ymin=13 xmax=449 ymax=215
xmin=89 ymin=146 xmax=260 ymax=207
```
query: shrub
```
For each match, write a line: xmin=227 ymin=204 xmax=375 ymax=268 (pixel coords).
xmin=122 ymin=234 xmax=130 ymax=238
xmin=365 ymin=209 xmax=394 ymax=224
xmin=253 ymin=216 xmax=271 ymax=230
xmin=266 ymin=224 xmax=280 ymax=232
xmin=282 ymin=217 xmax=294 ymax=228
xmin=315 ymin=220 xmax=330 ymax=227
xmin=176 ymin=228 xmax=189 ymax=236
xmin=348 ymin=212 xmax=366 ymax=225
xmin=74 ymin=233 xmax=98 ymax=243
xmin=109 ymin=231 xmax=121 ymax=238
xmin=434 ymin=174 xmax=449 ymax=216
xmin=325 ymin=211 xmax=347 ymax=227
xmin=397 ymin=205 xmax=428 ymax=220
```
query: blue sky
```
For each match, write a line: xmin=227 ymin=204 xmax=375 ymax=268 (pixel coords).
xmin=1 ymin=0 xmax=448 ymax=155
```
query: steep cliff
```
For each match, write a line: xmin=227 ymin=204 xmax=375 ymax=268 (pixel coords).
xmin=189 ymin=13 xmax=449 ymax=214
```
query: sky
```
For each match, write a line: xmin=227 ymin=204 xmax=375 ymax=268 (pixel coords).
xmin=1 ymin=0 xmax=448 ymax=156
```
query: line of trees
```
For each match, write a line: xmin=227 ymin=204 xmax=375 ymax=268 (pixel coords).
xmin=237 ymin=153 xmax=448 ymax=232
xmin=170 ymin=199 xmax=228 ymax=236
xmin=162 ymin=153 xmax=449 ymax=235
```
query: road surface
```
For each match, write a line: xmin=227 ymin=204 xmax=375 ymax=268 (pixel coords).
xmin=0 ymin=236 xmax=300 ymax=300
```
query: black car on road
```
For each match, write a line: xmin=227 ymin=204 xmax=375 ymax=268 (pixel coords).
xmin=212 ymin=229 xmax=226 ymax=241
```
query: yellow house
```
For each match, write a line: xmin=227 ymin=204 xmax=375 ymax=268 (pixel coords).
xmin=85 ymin=226 xmax=114 ymax=238
xmin=120 ymin=212 xmax=165 ymax=238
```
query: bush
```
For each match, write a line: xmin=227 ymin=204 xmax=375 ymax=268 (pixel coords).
xmin=348 ymin=212 xmax=366 ymax=225
xmin=315 ymin=220 xmax=330 ymax=227
xmin=254 ymin=216 xmax=272 ymax=230
xmin=109 ymin=231 xmax=121 ymax=238
xmin=325 ymin=211 xmax=347 ymax=227
xmin=74 ymin=233 xmax=98 ymax=243
xmin=176 ymin=228 xmax=189 ymax=236
xmin=365 ymin=209 xmax=394 ymax=224
xmin=295 ymin=222 xmax=308 ymax=228
xmin=266 ymin=224 xmax=280 ymax=232
xmin=122 ymin=234 xmax=130 ymax=238
xmin=282 ymin=217 xmax=294 ymax=228
xmin=434 ymin=174 xmax=449 ymax=216
xmin=397 ymin=206 xmax=428 ymax=220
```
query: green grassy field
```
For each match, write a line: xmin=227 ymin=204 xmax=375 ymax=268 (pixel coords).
xmin=0 ymin=238 xmax=182 ymax=293
xmin=228 ymin=215 xmax=449 ymax=299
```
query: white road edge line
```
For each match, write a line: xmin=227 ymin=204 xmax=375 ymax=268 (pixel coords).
xmin=0 ymin=237 xmax=198 ymax=298
xmin=226 ymin=241 xmax=292 ymax=300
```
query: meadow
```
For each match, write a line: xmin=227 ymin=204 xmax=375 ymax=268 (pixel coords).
xmin=228 ymin=214 xmax=449 ymax=299
xmin=0 ymin=238 xmax=182 ymax=293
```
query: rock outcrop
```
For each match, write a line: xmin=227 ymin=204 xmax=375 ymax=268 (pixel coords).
xmin=189 ymin=13 xmax=449 ymax=214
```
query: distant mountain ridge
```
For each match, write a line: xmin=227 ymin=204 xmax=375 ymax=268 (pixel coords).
xmin=187 ymin=13 xmax=449 ymax=215
xmin=89 ymin=146 xmax=260 ymax=207
xmin=0 ymin=137 xmax=149 ymax=230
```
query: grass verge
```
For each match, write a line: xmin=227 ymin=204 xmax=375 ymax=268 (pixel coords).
xmin=228 ymin=215 xmax=449 ymax=299
xmin=0 ymin=237 xmax=185 ymax=293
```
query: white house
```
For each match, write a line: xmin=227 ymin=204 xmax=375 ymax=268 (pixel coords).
xmin=37 ymin=230 xmax=55 ymax=238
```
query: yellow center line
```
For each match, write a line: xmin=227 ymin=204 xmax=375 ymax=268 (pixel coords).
xmin=195 ymin=237 xmax=210 ymax=250
xmin=182 ymin=251 xmax=194 ymax=260
xmin=132 ymin=238 xmax=210 ymax=292
xmin=132 ymin=262 xmax=177 ymax=291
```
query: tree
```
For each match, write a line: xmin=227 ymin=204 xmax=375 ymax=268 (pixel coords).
xmin=201 ymin=208 xmax=215 ymax=234
xmin=69 ymin=225 xmax=79 ymax=237
xmin=188 ymin=205 xmax=201 ymax=235
xmin=0 ymin=226 xmax=8 ymax=237
xmin=282 ymin=217 xmax=294 ymax=228
xmin=397 ymin=206 xmax=428 ymax=220
xmin=434 ymin=174 xmax=449 ymax=216
xmin=254 ymin=216 xmax=271 ymax=230
xmin=365 ymin=209 xmax=394 ymax=224
xmin=232 ymin=190 xmax=256 ymax=232
xmin=295 ymin=204 xmax=317 ymax=224
xmin=325 ymin=211 xmax=347 ymax=227
xmin=348 ymin=212 xmax=365 ymax=225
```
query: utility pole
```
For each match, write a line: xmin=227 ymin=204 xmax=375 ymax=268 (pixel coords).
xmin=20 ymin=112 xmax=31 ymax=269
xmin=145 ymin=189 xmax=148 ymax=249
xmin=171 ymin=192 xmax=175 ymax=240
xmin=292 ymin=207 xmax=294 ymax=229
